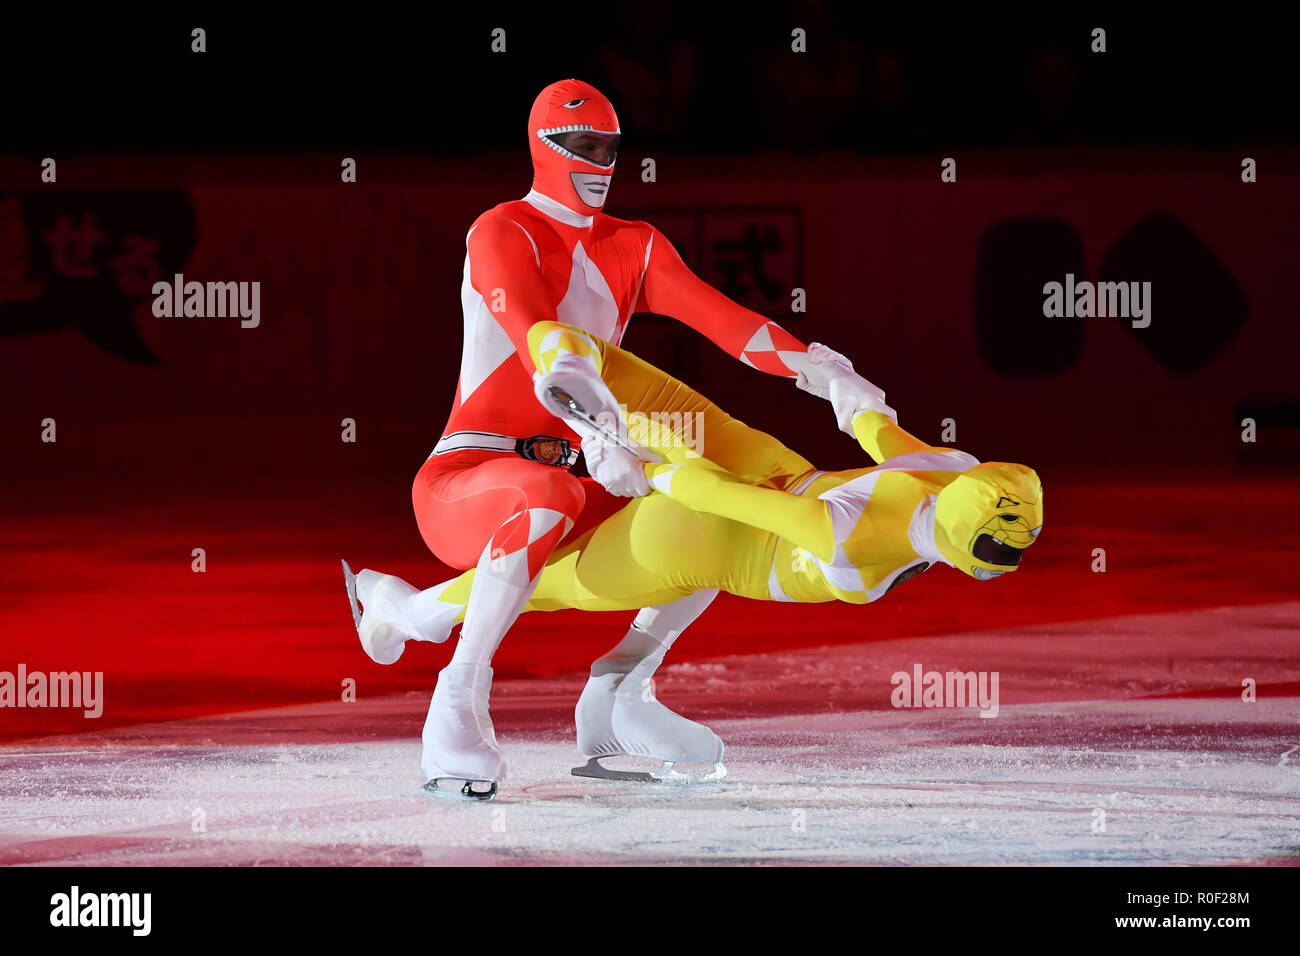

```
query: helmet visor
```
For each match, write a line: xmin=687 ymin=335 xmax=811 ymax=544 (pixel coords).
xmin=545 ymin=130 xmax=620 ymax=167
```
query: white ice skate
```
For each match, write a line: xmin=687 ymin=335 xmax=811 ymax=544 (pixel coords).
xmin=341 ymin=560 xmax=423 ymax=665
xmin=540 ymin=383 xmax=663 ymax=464
xmin=342 ymin=560 xmax=459 ymax=665
xmin=421 ymin=663 xmax=505 ymax=800
xmin=573 ymin=650 xmax=726 ymax=784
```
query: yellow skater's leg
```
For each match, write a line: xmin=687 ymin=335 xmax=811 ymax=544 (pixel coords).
xmin=527 ymin=320 xmax=817 ymax=492
xmin=376 ymin=471 xmax=780 ymax=658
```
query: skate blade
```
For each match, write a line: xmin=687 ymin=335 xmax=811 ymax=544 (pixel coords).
xmin=571 ymin=757 xmax=727 ymax=784
xmin=543 ymin=386 xmax=663 ymax=464
xmin=422 ymin=777 xmax=498 ymax=801
xmin=650 ymin=761 xmax=727 ymax=784
xmin=341 ymin=559 xmax=363 ymax=636
xmin=570 ymin=757 xmax=657 ymax=782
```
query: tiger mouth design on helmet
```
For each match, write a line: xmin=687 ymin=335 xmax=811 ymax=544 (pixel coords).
xmin=529 ymin=80 xmax=621 ymax=213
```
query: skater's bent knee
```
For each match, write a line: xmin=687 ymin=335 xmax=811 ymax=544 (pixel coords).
xmin=515 ymin=466 xmax=586 ymax=518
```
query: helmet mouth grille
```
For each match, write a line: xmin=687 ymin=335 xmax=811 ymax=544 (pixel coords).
xmin=972 ymin=533 xmax=1024 ymax=567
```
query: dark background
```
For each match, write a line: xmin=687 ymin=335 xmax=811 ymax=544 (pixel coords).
xmin=1 ymin=6 xmax=1297 ymax=739
xmin=5 ymin=8 xmax=1298 ymax=153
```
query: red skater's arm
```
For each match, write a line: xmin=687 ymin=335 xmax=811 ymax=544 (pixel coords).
xmin=634 ymin=224 xmax=809 ymax=377
xmin=465 ymin=213 xmax=556 ymax=375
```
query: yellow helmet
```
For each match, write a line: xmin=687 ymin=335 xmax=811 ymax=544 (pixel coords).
xmin=934 ymin=463 xmax=1043 ymax=580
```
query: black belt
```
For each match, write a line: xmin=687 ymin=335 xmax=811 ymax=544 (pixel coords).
xmin=429 ymin=430 xmax=579 ymax=467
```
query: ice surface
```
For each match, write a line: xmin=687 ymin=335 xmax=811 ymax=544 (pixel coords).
xmin=2 ymin=603 xmax=1298 ymax=866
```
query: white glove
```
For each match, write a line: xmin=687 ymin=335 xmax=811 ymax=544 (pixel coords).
xmin=581 ymin=436 xmax=651 ymax=497
xmin=793 ymin=342 xmax=854 ymax=400
xmin=802 ymin=342 xmax=897 ymax=436
xmin=829 ymin=374 xmax=896 ymax=435
xmin=794 ymin=370 xmax=831 ymax=400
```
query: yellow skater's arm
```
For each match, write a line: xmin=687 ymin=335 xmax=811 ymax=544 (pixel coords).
xmin=851 ymin=410 xmax=934 ymax=463
xmin=644 ymin=459 xmax=836 ymax=561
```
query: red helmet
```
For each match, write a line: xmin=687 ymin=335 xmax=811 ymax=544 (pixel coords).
xmin=528 ymin=79 xmax=621 ymax=215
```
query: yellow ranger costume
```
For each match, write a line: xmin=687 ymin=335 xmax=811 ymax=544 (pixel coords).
xmin=415 ymin=321 xmax=1044 ymax=620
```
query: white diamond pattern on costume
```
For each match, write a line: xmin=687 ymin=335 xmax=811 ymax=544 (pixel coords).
xmin=648 ymin=465 xmax=680 ymax=495
xmin=767 ymin=555 xmax=799 ymax=602
xmin=555 ymin=241 xmax=620 ymax=342
xmin=525 ymin=508 xmax=569 ymax=545
xmin=458 ymin=254 xmax=518 ymax=404
xmin=800 ymin=451 xmax=983 ymax=596
xmin=615 ymin=233 xmax=654 ymax=346
xmin=743 ymin=324 xmax=774 ymax=354
xmin=481 ymin=533 xmax=533 ymax=590
xmin=808 ymin=543 xmax=867 ymax=594
xmin=538 ymin=328 xmax=570 ymax=354
xmin=738 ymin=321 xmax=806 ymax=374
xmin=537 ymin=326 xmax=600 ymax=371
xmin=736 ymin=324 xmax=771 ymax=369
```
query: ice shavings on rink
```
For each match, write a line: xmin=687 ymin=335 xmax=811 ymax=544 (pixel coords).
xmin=2 ymin=602 xmax=1298 ymax=866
